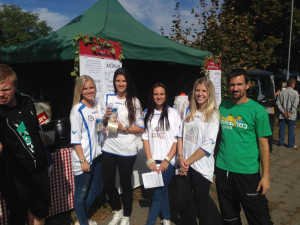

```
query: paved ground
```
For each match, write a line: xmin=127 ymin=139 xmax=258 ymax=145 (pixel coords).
xmin=99 ymin=126 xmax=300 ymax=225
xmin=265 ymin=139 xmax=300 ymax=224
xmin=46 ymin=126 xmax=300 ymax=225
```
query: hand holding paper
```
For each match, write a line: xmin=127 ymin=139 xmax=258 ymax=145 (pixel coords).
xmin=142 ymin=171 xmax=164 ymax=189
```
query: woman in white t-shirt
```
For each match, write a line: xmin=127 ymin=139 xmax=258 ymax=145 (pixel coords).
xmin=70 ymin=75 xmax=103 ymax=225
xmin=177 ymin=77 xmax=220 ymax=225
xmin=142 ymin=82 xmax=181 ymax=225
xmin=101 ymin=68 xmax=144 ymax=225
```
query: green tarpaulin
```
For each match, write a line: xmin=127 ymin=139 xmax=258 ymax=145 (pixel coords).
xmin=0 ymin=0 xmax=211 ymax=66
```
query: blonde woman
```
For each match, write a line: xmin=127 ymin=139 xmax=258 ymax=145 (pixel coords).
xmin=70 ymin=75 xmax=103 ymax=225
xmin=177 ymin=77 xmax=220 ymax=225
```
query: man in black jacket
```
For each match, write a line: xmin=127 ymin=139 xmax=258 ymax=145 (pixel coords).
xmin=0 ymin=64 xmax=50 ymax=225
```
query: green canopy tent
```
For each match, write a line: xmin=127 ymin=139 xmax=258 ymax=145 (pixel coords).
xmin=0 ymin=0 xmax=212 ymax=118
xmin=0 ymin=0 xmax=211 ymax=65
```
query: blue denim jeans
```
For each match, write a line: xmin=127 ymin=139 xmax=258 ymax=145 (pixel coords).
xmin=74 ymin=156 xmax=103 ymax=225
xmin=279 ymin=119 xmax=296 ymax=147
xmin=146 ymin=161 xmax=175 ymax=225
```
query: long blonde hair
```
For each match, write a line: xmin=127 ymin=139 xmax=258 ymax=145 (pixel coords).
xmin=185 ymin=77 xmax=219 ymax=123
xmin=72 ymin=75 xmax=96 ymax=108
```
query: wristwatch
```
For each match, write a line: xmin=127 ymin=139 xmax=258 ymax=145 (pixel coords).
xmin=79 ymin=158 xmax=86 ymax=163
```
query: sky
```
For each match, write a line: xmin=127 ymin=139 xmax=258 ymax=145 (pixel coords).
xmin=0 ymin=0 xmax=203 ymax=35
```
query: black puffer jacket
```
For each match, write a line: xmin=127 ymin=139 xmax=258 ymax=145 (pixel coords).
xmin=0 ymin=93 xmax=48 ymax=175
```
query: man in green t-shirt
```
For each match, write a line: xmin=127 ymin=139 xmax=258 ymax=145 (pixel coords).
xmin=215 ymin=69 xmax=273 ymax=225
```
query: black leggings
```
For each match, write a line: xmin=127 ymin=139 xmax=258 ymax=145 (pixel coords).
xmin=101 ymin=151 xmax=136 ymax=217
xmin=176 ymin=167 xmax=212 ymax=225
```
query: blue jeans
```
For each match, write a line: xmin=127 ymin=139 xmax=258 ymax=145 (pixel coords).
xmin=279 ymin=119 xmax=296 ymax=147
xmin=74 ymin=156 xmax=103 ymax=225
xmin=146 ymin=161 xmax=175 ymax=225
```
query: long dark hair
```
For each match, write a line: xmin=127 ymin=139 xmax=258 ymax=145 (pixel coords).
xmin=144 ymin=82 xmax=170 ymax=131
xmin=113 ymin=68 xmax=139 ymax=126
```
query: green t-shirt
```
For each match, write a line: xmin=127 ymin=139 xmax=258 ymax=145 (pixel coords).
xmin=216 ymin=99 xmax=272 ymax=174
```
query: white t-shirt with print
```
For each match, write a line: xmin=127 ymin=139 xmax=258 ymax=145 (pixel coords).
xmin=100 ymin=94 xmax=144 ymax=156
xmin=180 ymin=110 xmax=219 ymax=182
xmin=142 ymin=107 xmax=181 ymax=165
xmin=70 ymin=102 xmax=102 ymax=175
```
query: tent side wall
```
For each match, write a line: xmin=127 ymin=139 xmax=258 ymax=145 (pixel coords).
xmin=9 ymin=60 xmax=201 ymax=119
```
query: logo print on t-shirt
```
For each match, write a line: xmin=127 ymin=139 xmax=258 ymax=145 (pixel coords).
xmin=16 ymin=121 xmax=35 ymax=153
xmin=221 ymin=114 xmax=248 ymax=130
xmin=88 ymin=115 xmax=94 ymax=121
xmin=209 ymin=138 xmax=216 ymax=145
xmin=184 ymin=124 xmax=198 ymax=144
xmin=151 ymin=126 xmax=165 ymax=139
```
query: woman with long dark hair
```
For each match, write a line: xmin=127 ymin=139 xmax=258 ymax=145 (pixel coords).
xmin=177 ymin=77 xmax=220 ymax=225
xmin=70 ymin=75 xmax=103 ymax=225
xmin=101 ymin=68 xmax=144 ymax=225
xmin=142 ymin=82 xmax=181 ymax=225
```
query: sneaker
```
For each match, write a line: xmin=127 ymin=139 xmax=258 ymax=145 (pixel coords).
xmin=108 ymin=209 xmax=124 ymax=225
xmin=120 ymin=216 xmax=130 ymax=225
xmin=89 ymin=220 xmax=98 ymax=225
xmin=74 ymin=220 xmax=97 ymax=225
xmin=288 ymin=145 xmax=298 ymax=149
xmin=162 ymin=219 xmax=170 ymax=225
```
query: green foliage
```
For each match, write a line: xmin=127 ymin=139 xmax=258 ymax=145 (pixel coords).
xmin=118 ymin=54 xmax=125 ymax=60
xmin=0 ymin=4 xmax=53 ymax=47
xmin=168 ymin=1 xmax=228 ymax=98
xmin=168 ymin=0 xmax=300 ymax=73
xmin=220 ymin=0 xmax=299 ymax=73
xmin=166 ymin=0 xmax=300 ymax=98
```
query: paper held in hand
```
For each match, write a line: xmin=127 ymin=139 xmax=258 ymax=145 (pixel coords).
xmin=142 ymin=171 xmax=164 ymax=189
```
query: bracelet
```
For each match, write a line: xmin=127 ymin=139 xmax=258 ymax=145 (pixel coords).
xmin=123 ymin=127 xmax=129 ymax=134
xmin=164 ymin=156 xmax=171 ymax=163
xmin=177 ymin=154 xmax=183 ymax=158
xmin=146 ymin=158 xmax=155 ymax=168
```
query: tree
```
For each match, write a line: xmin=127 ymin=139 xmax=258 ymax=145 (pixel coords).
xmin=168 ymin=1 xmax=221 ymax=49
xmin=206 ymin=0 xmax=281 ymax=71
xmin=0 ymin=4 xmax=53 ymax=47
xmin=220 ymin=0 xmax=300 ymax=73
xmin=166 ymin=0 xmax=300 ymax=73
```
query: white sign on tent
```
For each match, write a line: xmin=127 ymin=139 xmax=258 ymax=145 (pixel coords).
xmin=206 ymin=60 xmax=222 ymax=106
xmin=209 ymin=70 xmax=222 ymax=106
xmin=79 ymin=55 xmax=122 ymax=102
